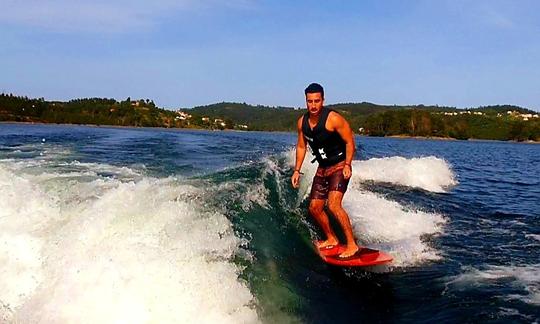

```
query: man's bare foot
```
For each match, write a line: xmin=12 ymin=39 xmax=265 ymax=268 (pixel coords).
xmin=316 ymin=238 xmax=339 ymax=250
xmin=338 ymin=245 xmax=360 ymax=258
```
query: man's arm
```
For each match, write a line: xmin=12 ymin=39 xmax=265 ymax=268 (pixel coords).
xmin=291 ymin=116 xmax=306 ymax=188
xmin=329 ymin=112 xmax=355 ymax=179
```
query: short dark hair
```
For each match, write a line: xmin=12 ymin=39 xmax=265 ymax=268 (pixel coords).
xmin=305 ymin=83 xmax=324 ymax=98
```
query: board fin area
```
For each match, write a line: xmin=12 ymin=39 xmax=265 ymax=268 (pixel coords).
xmin=315 ymin=242 xmax=393 ymax=267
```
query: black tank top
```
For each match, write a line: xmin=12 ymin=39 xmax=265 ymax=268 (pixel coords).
xmin=302 ymin=108 xmax=346 ymax=167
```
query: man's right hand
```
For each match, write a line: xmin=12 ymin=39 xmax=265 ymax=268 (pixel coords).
xmin=291 ymin=170 xmax=301 ymax=188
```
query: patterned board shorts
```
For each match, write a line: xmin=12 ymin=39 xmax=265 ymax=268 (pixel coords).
xmin=309 ymin=161 xmax=350 ymax=200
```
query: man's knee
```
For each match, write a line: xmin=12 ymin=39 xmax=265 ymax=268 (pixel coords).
xmin=327 ymin=199 xmax=343 ymax=215
xmin=309 ymin=201 xmax=324 ymax=216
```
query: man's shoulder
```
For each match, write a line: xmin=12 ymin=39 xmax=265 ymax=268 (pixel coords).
xmin=327 ymin=110 xmax=347 ymax=125
xmin=297 ymin=115 xmax=305 ymax=129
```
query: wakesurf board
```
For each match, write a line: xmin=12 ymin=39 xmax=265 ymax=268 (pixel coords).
xmin=316 ymin=242 xmax=393 ymax=267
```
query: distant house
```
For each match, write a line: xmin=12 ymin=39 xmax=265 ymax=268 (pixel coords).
xmin=176 ymin=111 xmax=191 ymax=120
xmin=201 ymin=117 xmax=210 ymax=122
xmin=520 ymin=114 xmax=533 ymax=121
xmin=505 ymin=111 xmax=538 ymax=120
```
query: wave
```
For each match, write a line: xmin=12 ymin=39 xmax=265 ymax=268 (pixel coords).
xmin=286 ymin=149 xmax=457 ymax=193
xmin=284 ymin=150 xmax=449 ymax=267
xmin=445 ymin=264 xmax=540 ymax=306
xmin=0 ymin=162 xmax=258 ymax=323
xmin=353 ymin=156 xmax=458 ymax=193
xmin=1 ymin=146 xmax=457 ymax=322
xmin=525 ymin=234 xmax=540 ymax=243
xmin=343 ymin=189 xmax=446 ymax=267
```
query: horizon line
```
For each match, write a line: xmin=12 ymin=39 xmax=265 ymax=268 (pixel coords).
xmin=1 ymin=91 xmax=538 ymax=112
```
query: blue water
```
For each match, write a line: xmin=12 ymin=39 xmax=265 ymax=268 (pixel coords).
xmin=0 ymin=123 xmax=539 ymax=323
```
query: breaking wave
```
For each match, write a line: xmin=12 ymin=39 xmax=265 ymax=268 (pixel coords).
xmin=0 ymin=161 xmax=258 ymax=323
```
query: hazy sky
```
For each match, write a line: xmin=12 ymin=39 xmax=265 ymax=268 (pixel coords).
xmin=1 ymin=0 xmax=539 ymax=110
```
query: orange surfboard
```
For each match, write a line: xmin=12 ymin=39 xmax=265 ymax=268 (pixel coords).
xmin=316 ymin=243 xmax=393 ymax=267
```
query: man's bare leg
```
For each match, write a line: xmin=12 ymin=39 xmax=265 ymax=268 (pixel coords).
xmin=328 ymin=191 xmax=359 ymax=257
xmin=309 ymin=199 xmax=339 ymax=249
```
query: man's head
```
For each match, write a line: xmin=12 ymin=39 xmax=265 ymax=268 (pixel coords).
xmin=304 ymin=83 xmax=324 ymax=116
xmin=305 ymin=83 xmax=324 ymax=99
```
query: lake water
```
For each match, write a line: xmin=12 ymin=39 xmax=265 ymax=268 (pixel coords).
xmin=1 ymin=123 xmax=539 ymax=323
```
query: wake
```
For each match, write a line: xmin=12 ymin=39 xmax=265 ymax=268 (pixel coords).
xmin=285 ymin=149 xmax=455 ymax=268
xmin=0 ymin=160 xmax=258 ymax=323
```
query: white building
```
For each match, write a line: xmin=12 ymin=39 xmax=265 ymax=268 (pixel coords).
xmin=176 ymin=111 xmax=192 ymax=120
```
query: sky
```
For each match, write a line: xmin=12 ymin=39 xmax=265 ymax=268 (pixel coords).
xmin=1 ymin=0 xmax=539 ymax=111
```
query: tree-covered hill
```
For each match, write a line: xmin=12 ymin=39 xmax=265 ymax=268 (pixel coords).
xmin=185 ymin=102 xmax=302 ymax=131
xmin=1 ymin=93 xmax=538 ymax=141
xmin=361 ymin=107 xmax=539 ymax=141
xmin=187 ymin=101 xmax=539 ymax=141
xmin=0 ymin=94 xmax=186 ymax=128
xmin=471 ymin=105 xmax=535 ymax=114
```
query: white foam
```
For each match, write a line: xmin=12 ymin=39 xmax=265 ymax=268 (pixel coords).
xmin=1 ymin=158 xmax=142 ymax=182
xmin=446 ymin=265 xmax=540 ymax=306
xmin=526 ymin=234 xmax=540 ymax=243
xmin=284 ymin=148 xmax=318 ymax=205
xmin=353 ymin=156 xmax=457 ymax=193
xmin=344 ymin=189 xmax=446 ymax=267
xmin=213 ymin=179 xmax=269 ymax=212
xmin=0 ymin=165 xmax=60 ymax=320
xmin=207 ymin=159 xmax=276 ymax=213
xmin=0 ymin=163 xmax=258 ymax=323
xmin=284 ymin=149 xmax=457 ymax=193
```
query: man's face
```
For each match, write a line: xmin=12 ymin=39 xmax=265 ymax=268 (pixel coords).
xmin=306 ymin=92 xmax=324 ymax=116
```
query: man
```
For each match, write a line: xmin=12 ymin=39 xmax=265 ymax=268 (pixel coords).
xmin=291 ymin=83 xmax=359 ymax=258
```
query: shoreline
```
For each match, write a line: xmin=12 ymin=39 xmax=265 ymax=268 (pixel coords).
xmin=382 ymin=134 xmax=540 ymax=144
xmin=0 ymin=121 xmax=249 ymax=132
xmin=359 ymin=133 xmax=540 ymax=144
xmin=385 ymin=134 xmax=457 ymax=141
xmin=2 ymin=121 xmax=538 ymax=143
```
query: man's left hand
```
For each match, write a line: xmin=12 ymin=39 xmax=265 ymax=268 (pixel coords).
xmin=343 ymin=164 xmax=352 ymax=180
